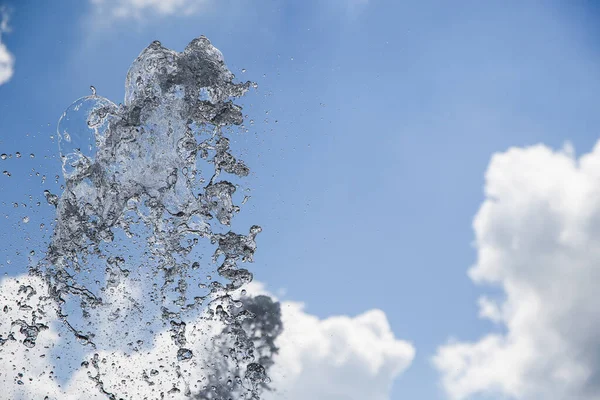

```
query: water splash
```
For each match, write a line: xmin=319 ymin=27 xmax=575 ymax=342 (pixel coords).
xmin=1 ymin=36 xmax=278 ymax=399
xmin=56 ymin=93 xmax=116 ymax=179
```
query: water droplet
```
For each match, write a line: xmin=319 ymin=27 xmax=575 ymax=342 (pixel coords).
xmin=241 ymin=69 xmax=246 ymax=73
xmin=15 ymin=152 xmax=21 ymax=158
xmin=177 ymin=348 xmax=193 ymax=362
xmin=29 ymin=153 xmax=34 ymax=158
xmin=90 ymin=85 xmax=97 ymax=96
xmin=2 ymin=171 xmax=10 ymax=177
xmin=22 ymin=216 xmax=29 ymax=223
xmin=0 ymin=154 xmax=6 ymax=160
xmin=44 ymin=190 xmax=59 ymax=206
xmin=245 ymin=363 xmax=268 ymax=383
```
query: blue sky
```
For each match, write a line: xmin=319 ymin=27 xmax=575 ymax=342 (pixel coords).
xmin=1 ymin=1 xmax=600 ymax=399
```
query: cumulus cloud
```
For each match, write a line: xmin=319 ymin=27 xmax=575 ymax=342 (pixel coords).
xmin=0 ymin=277 xmax=414 ymax=399
xmin=434 ymin=141 xmax=600 ymax=400
xmin=246 ymin=282 xmax=415 ymax=400
xmin=0 ymin=7 xmax=14 ymax=86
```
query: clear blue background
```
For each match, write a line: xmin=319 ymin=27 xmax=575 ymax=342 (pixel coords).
xmin=1 ymin=1 xmax=599 ymax=399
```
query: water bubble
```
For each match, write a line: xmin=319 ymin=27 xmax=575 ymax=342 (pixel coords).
xmin=90 ymin=85 xmax=96 ymax=96
xmin=57 ymin=94 xmax=117 ymax=179
xmin=241 ymin=68 xmax=246 ymax=73
xmin=29 ymin=153 xmax=34 ymax=158
xmin=0 ymin=154 xmax=6 ymax=160
xmin=22 ymin=216 xmax=29 ymax=223
xmin=2 ymin=171 xmax=10 ymax=177
xmin=15 ymin=152 xmax=21 ymax=158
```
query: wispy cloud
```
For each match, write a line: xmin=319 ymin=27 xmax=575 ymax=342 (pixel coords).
xmin=88 ymin=0 xmax=368 ymax=25
xmin=0 ymin=6 xmax=14 ymax=86
xmin=90 ymin=0 xmax=210 ymax=21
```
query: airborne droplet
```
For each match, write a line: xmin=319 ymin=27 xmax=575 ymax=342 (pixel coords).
xmin=177 ymin=348 xmax=193 ymax=362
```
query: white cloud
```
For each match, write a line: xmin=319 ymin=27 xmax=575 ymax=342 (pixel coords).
xmin=265 ymin=306 xmax=414 ymax=399
xmin=0 ymin=277 xmax=414 ymax=399
xmin=248 ymin=282 xmax=415 ymax=400
xmin=89 ymin=0 xmax=368 ymax=22
xmin=90 ymin=0 xmax=209 ymax=20
xmin=434 ymin=141 xmax=600 ymax=400
xmin=0 ymin=7 xmax=14 ymax=86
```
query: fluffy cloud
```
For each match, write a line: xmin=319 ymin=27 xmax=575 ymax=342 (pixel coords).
xmin=248 ymin=282 xmax=415 ymax=400
xmin=434 ymin=141 xmax=600 ymax=400
xmin=0 ymin=277 xmax=414 ymax=399
xmin=0 ymin=7 xmax=14 ymax=86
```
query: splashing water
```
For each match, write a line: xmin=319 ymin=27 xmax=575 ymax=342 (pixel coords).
xmin=0 ymin=36 xmax=278 ymax=399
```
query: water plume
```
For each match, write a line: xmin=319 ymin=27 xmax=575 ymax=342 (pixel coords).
xmin=0 ymin=36 xmax=278 ymax=399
